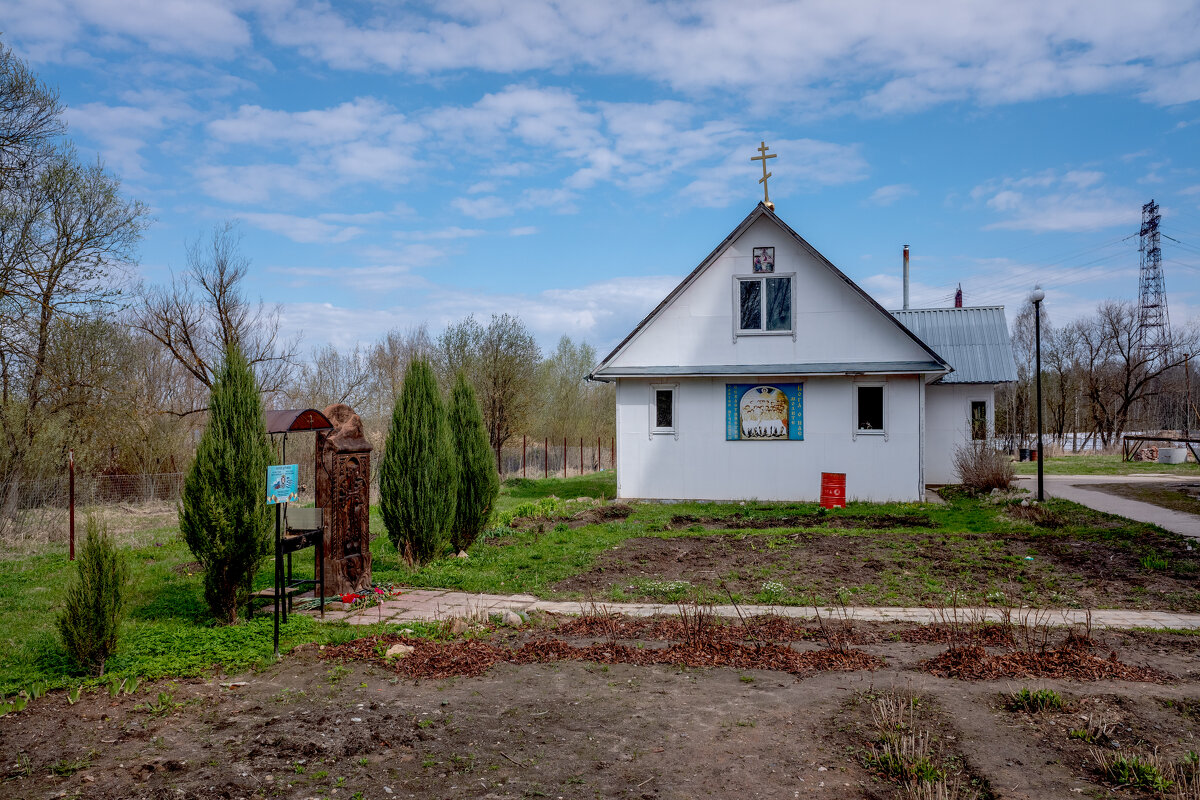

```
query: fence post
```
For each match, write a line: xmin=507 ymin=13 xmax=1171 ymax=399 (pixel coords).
xmin=522 ymin=435 xmax=526 ymax=478
xmin=611 ymin=438 xmax=615 ymax=470
xmin=544 ymin=438 xmax=548 ymax=479
xmin=579 ymin=438 xmax=583 ymax=476
xmin=597 ymin=436 xmax=601 ymax=471
xmin=68 ymin=449 xmax=75 ymax=562
xmin=563 ymin=437 xmax=567 ymax=479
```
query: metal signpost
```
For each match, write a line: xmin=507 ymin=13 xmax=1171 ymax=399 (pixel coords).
xmin=267 ymin=463 xmax=299 ymax=659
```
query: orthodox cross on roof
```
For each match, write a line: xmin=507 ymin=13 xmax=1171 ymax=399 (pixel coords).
xmin=751 ymin=140 xmax=777 ymax=210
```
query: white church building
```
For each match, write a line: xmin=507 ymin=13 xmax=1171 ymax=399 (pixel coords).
xmin=589 ymin=202 xmax=1016 ymax=503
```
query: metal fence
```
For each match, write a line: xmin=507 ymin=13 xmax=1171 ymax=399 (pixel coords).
xmin=1 ymin=436 xmax=610 ymax=546
xmin=498 ymin=437 xmax=615 ymax=480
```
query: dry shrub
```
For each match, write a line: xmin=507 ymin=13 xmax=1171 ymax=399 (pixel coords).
xmin=904 ymin=776 xmax=979 ymax=800
xmin=953 ymin=440 xmax=1014 ymax=492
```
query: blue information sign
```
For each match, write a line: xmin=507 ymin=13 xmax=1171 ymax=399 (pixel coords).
xmin=266 ymin=464 xmax=299 ymax=505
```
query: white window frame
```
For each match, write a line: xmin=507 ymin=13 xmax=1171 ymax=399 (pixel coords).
xmin=649 ymin=383 xmax=678 ymax=440
xmin=731 ymin=272 xmax=797 ymax=341
xmin=852 ymin=382 xmax=888 ymax=441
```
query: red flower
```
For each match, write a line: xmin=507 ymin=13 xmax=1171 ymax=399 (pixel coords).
xmin=340 ymin=593 xmax=362 ymax=604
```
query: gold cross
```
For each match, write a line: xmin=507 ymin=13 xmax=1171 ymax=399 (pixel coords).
xmin=750 ymin=141 xmax=777 ymax=209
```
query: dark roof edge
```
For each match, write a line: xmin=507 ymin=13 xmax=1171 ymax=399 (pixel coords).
xmin=588 ymin=202 xmax=952 ymax=380
xmin=590 ymin=360 xmax=948 ymax=382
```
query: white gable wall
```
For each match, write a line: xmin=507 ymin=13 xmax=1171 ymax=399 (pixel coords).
xmin=608 ymin=216 xmax=935 ymax=370
xmin=925 ymin=384 xmax=997 ymax=485
xmin=616 ymin=374 xmax=924 ymax=502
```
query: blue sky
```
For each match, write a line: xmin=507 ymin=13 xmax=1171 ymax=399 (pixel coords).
xmin=6 ymin=0 xmax=1200 ymax=353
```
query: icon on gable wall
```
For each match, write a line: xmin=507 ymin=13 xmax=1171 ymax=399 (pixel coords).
xmin=752 ymin=246 xmax=775 ymax=273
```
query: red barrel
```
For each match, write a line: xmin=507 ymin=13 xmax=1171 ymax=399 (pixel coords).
xmin=820 ymin=472 xmax=846 ymax=509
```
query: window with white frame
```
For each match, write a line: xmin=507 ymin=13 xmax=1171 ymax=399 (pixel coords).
xmin=650 ymin=384 xmax=676 ymax=436
xmin=855 ymin=384 xmax=886 ymax=435
xmin=735 ymin=274 xmax=793 ymax=334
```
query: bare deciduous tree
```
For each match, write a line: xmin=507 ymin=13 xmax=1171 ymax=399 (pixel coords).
xmin=133 ymin=222 xmax=299 ymax=414
xmin=290 ymin=343 xmax=371 ymax=411
xmin=1075 ymin=301 xmax=1198 ymax=446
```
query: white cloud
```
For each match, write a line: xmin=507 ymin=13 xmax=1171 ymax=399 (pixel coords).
xmin=251 ymin=1 xmax=1200 ymax=113
xmin=679 ymin=138 xmax=868 ymax=208
xmin=241 ymin=212 xmax=364 ymax=244
xmin=3 ymin=0 xmax=250 ymax=61
xmin=867 ymin=183 xmax=917 ymax=206
xmin=277 ymin=273 xmax=683 ymax=352
xmin=395 ymin=227 xmax=487 ymax=241
xmin=452 ymin=187 xmax=578 ymax=219
xmin=199 ymin=98 xmax=420 ymax=203
xmin=973 ymin=170 xmax=1142 ymax=233
xmin=67 ymin=97 xmax=194 ymax=179
xmin=194 ymin=163 xmax=326 ymax=204
xmin=509 ymin=226 xmax=538 ymax=236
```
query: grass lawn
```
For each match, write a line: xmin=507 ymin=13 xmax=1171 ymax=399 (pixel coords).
xmin=2 ymin=468 xmax=1198 ymax=694
xmin=1012 ymin=453 xmax=1200 ymax=475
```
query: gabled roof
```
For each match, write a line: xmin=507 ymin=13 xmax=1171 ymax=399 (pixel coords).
xmin=890 ymin=306 xmax=1017 ymax=384
xmin=589 ymin=202 xmax=951 ymax=380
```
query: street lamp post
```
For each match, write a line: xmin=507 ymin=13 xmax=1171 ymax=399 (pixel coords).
xmin=1030 ymin=287 xmax=1045 ymax=502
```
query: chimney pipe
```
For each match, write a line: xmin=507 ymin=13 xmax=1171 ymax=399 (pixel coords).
xmin=902 ymin=245 xmax=910 ymax=310
xmin=954 ymin=283 xmax=963 ymax=308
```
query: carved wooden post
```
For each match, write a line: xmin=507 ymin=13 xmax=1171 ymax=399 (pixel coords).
xmin=315 ymin=404 xmax=373 ymax=596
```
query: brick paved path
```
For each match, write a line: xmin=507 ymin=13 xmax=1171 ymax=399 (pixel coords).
xmin=308 ymin=589 xmax=1200 ymax=631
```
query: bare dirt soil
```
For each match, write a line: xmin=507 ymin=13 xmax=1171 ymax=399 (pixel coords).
xmin=552 ymin=532 xmax=1200 ymax=610
xmin=1 ymin=622 xmax=1197 ymax=800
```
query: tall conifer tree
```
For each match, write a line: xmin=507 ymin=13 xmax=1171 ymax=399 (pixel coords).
xmin=380 ymin=358 xmax=457 ymax=566
xmin=447 ymin=371 xmax=498 ymax=552
xmin=179 ymin=345 xmax=273 ymax=623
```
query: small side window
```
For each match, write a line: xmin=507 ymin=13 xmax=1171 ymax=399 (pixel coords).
xmin=856 ymin=385 xmax=885 ymax=433
xmin=651 ymin=384 xmax=676 ymax=436
xmin=655 ymin=389 xmax=673 ymax=429
xmin=971 ymin=400 xmax=987 ymax=440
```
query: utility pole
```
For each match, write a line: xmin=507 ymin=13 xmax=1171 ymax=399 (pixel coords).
xmin=1137 ymin=199 xmax=1170 ymax=359
xmin=1031 ymin=288 xmax=1046 ymax=502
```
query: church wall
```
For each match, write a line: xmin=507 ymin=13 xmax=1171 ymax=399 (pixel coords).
xmin=608 ymin=216 xmax=935 ymax=370
xmin=924 ymin=384 xmax=997 ymax=485
xmin=616 ymin=374 xmax=924 ymax=502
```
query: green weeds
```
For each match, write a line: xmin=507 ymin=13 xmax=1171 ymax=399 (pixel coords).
xmin=1008 ymin=688 xmax=1065 ymax=713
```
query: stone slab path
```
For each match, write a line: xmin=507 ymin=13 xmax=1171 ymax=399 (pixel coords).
xmin=306 ymin=588 xmax=1200 ymax=631
xmin=1015 ymin=473 xmax=1200 ymax=540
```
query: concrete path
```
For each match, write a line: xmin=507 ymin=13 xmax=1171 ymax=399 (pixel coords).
xmin=307 ymin=588 xmax=1200 ymax=631
xmin=1015 ymin=473 xmax=1200 ymax=540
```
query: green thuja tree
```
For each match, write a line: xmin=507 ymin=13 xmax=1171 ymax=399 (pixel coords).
xmin=380 ymin=358 xmax=458 ymax=566
xmin=57 ymin=516 xmax=129 ymax=676
xmin=179 ymin=345 xmax=273 ymax=623
xmin=448 ymin=371 xmax=499 ymax=552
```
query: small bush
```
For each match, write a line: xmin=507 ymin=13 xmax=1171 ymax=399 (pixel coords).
xmin=1140 ymin=552 xmax=1170 ymax=571
xmin=497 ymin=496 xmax=567 ymax=526
xmin=57 ymin=517 xmax=129 ymax=677
xmin=1092 ymin=750 xmax=1173 ymax=792
xmin=953 ymin=440 xmax=1014 ymax=492
xmin=1008 ymin=687 xmax=1064 ymax=713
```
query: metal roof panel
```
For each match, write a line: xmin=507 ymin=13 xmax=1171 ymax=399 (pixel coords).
xmin=890 ymin=306 xmax=1017 ymax=384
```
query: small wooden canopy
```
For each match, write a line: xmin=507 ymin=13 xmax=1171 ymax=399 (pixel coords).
xmin=265 ymin=408 xmax=334 ymax=435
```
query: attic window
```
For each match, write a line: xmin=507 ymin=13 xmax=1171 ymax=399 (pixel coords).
xmin=735 ymin=275 xmax=792 ymax=334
